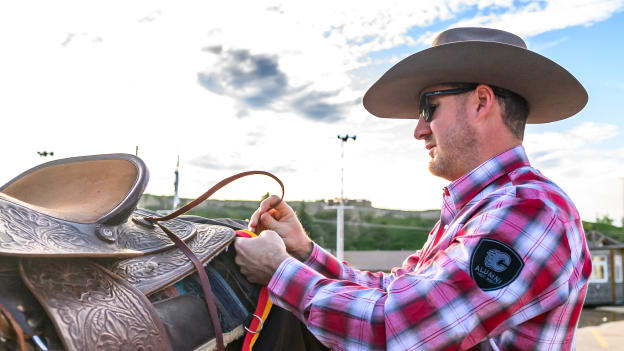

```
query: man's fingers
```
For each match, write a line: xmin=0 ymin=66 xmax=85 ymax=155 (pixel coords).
xmin=260 ymin=194 xmax=282 ymax=208
xmin=248 ymin=208 xmax=261 ymax=231
xmin=259 ymin=212 xmax=280 ymax=230
xmin=234 ymin=237 xmax=249 ymax=253
xmin=258 ymin=229 xmax=278 ymax=239
xmin=239 ymin=266 xmax=249 ymax=276
xmin=249 ymin=195 xmax=282 ymax=232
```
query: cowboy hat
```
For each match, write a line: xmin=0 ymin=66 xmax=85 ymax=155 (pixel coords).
xmin=363 ymin=27 xmax=587 ymax=123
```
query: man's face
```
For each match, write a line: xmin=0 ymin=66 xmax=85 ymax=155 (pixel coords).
xmin=414 ymin=85 xmax=478 ymax=181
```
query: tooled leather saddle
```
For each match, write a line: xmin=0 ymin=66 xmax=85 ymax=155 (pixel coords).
xmin=0 ymin=154 xmax=282 ymax=351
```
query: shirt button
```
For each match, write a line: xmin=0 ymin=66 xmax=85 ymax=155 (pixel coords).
xmin=444 ymin=225 xmax=449 ymax=230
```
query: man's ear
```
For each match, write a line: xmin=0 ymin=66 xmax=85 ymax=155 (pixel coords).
xmin=474 ymin=84 xmax=495 ymax=120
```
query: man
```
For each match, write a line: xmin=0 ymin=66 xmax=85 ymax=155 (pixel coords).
xmin=235 ymin=27 xmax=592 ymax=350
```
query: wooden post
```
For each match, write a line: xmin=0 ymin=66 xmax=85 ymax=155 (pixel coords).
xmin=610 ymin=248 xmax=617 ymax=304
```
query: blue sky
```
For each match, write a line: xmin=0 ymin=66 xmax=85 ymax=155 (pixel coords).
xmin=1 ymin=0 xmax=623 ymax=224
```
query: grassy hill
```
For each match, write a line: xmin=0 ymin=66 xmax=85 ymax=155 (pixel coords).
xmin=140 ymin=195 xmax=624 ymax=250
xmin=140 ymin=194 xmax=437 ymax=251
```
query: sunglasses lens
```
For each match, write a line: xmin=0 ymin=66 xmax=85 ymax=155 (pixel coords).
xmin=426 ymin=106 xmax=436 ymax=121
xmin=419 ymin=95 xmax=436 ymax=122
xmin=419 ymin=95 xmax=430 ymax=121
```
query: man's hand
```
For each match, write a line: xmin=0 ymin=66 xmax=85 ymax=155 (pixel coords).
xmin=234 ymin=230 xmax=291 ymax=285
xmin=249 ymin=195 xmax=313 ymax=261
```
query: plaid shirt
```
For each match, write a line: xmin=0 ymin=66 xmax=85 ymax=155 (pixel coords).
xmin=268 ymin=146 xmax=592 ymax=351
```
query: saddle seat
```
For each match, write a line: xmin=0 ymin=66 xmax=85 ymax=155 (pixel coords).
xmin=0 ymin=154 xmax=199 ymax=258
xmin=0 ymin=154 xmax=146 ymax=224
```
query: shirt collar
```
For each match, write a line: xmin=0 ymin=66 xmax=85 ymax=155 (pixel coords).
xmin=445 ymin=145 xmax=530 ymax=211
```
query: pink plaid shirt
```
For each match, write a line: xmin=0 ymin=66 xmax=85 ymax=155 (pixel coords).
xmin=268 ymin=146 xmax=592 ymax=351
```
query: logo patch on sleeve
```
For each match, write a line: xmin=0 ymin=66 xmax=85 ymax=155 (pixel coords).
xmin=470 ymin=238 xmax=524 ymax=291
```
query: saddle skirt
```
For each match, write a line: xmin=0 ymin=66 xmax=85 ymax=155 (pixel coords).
xmin=0 ymin=154 xmax=262 ymax=351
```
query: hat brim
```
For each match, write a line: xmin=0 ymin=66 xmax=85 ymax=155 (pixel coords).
xmin=363 ymin=41 xmax=587 ymax=124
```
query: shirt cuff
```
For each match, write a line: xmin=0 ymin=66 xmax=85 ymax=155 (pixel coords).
xmin=303 ymin=242 xmax=323 ymax=265
xmin=303 ymin=242 xmax=344 ymax=279
xmin=268 ymin=256 xmax=324 ymax=317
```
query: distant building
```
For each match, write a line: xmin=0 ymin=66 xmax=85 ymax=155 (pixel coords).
xmin=585 ymin=230 xmax=624 ymax=305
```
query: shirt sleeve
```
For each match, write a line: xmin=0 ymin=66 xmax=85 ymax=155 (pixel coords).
xmin=303 ymin=242 xmax=424 ymax=290
xmin=267 ymin=199 xmax=576 ymax=350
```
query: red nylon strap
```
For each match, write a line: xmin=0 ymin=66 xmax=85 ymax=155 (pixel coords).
xmin=145 ymin=170 xmax=284 ymax=351
xmin=235 ymin=230 xmax=271 ymax=351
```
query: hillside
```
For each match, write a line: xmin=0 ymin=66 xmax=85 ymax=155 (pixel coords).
xmin=139 ymin=194 xmax=624 ymax=250
xmin=139 ymin=194 xmax=439 ymax=250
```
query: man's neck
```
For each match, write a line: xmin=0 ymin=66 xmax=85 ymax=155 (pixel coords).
xmin=479 ymin=140 xmax=522 ymax=165
xmin=450 ymin=140 xmax=522 ymax=182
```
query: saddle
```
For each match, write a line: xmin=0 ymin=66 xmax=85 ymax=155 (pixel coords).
xmin=0 ymin=154 xmax=283 ymax=351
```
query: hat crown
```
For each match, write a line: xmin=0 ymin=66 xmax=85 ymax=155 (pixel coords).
xmin=432 ymin=27 xmax=527 ymax=49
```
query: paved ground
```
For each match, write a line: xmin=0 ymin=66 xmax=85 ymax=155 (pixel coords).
xmin=577 ymin=320 xmax=624 ymax=350
xmin=597 ymin=306 xmax=624 ymax=314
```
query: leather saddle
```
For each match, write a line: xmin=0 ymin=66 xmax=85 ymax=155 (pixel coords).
xmin=0 ymin=154 xmax=276 ymax=351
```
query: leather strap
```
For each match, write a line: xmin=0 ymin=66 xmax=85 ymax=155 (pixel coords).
xmin=0 ymin=304 xmax=27 ymax=351
xmin=146 ymin=171 xmax=284 ymax=351
xmin=155 ymin=222 xmax=225 ymax=351
xmin=150 ymin=171 xmax=284 ymax=222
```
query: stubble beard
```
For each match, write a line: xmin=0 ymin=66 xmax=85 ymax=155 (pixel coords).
xmin=428 ymin=107 xmax=478 ymax=181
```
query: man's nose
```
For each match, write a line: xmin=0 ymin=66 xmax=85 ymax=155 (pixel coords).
xmin=413 ymin=118 xmax=431 ymax=140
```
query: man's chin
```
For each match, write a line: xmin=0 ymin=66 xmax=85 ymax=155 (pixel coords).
xmin=428 ymin=160 xmax=441 ymax=177
xmin=429 ymin=159 xmax=455 ymax=181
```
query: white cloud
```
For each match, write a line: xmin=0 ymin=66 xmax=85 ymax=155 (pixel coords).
xmin=525 ymin=123 xmax=624 ymax=224
xmin=0 ymin=0 xmax=622 ymax=225
xmin=415 ymin=0 xmax=624 ymax=46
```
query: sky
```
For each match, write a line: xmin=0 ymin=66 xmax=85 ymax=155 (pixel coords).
xmin=1 ymin=0 xmax=624 ymax=224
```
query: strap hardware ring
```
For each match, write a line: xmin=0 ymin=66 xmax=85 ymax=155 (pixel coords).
xmin=244 ymin=314 xmax=264 ymax=334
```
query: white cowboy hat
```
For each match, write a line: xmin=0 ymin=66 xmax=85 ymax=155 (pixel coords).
xmin=363 ymin=27 xmax=587 ymax=123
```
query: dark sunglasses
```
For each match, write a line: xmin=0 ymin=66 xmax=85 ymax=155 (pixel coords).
xmin=418 ymin=85 xmax=514 ymax=122
xmin=418 ymin=87 xmax=476 ymax=122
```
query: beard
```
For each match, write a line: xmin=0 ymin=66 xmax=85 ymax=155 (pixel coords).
xmin=428 ymin=106 xmax=478 ymax=181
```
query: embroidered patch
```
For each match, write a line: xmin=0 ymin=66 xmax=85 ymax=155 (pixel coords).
xmin=470 ymin=238 xmax=524 ymax=291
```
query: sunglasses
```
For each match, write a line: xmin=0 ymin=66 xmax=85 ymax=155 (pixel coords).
xmin=419 ymin=85 xmax=515 ymax=122
xmin=418 ymin=87 xmax=476 ymax=122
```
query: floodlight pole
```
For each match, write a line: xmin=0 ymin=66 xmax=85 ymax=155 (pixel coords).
xmin=173 ymin=155 xmax=180 ymax=210
xmin=334 ymin=134 xmax=356 ymax=261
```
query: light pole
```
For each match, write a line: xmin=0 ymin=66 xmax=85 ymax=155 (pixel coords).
xmin=173 ymin=155 xmax=180 ymax=210
xmin=331 ymin=134 xmax=356 ymax=261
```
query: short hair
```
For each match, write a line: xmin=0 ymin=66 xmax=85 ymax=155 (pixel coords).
xmin=451 ymin=83 xmax=529 ymax=140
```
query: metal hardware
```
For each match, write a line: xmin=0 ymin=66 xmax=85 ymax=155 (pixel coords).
xmin=244 ymin=313 xmax=264 ymax=334
xmin=33 ymin=335 xmax=48 ymax=351
xmin=95 ymin=225 xmax=116 ymax=243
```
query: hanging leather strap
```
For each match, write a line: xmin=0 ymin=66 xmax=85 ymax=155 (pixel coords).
xmin=146 ymin=171 xmax=284 ymax=351
xmin=0 ymin=304 xmax=27 ymax=351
